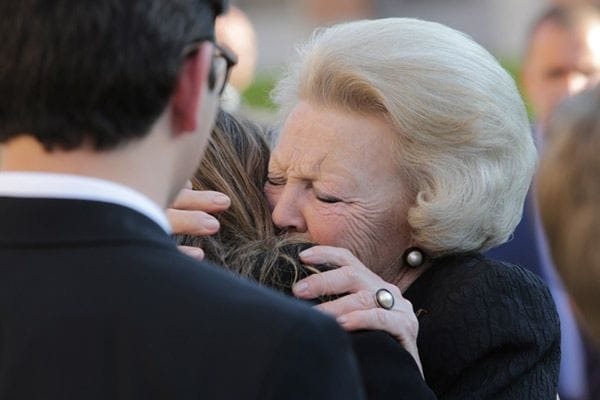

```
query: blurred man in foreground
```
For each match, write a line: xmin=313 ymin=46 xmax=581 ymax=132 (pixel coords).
xmin=0 ymin=1 xmax=364 ymax=399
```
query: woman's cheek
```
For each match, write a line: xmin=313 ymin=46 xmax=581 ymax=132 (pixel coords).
xmin=314 ymin=203 xmax=398 ymax=270
xmin=308 ymin=204 xmax=380 ymax=259
xmin=305 ymin=204 xmax=349 ymax=246
xmin=341 ymin=211 xmax=383 ymax=264
xmin=263 ymin=185 xmax=280 ymax=211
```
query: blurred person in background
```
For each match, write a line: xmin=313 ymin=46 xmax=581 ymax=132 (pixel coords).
xmin=215 ymin=5 xmax=257 ymax=112
xmin=539 ymin=85 xmax=600 ymax=346
xmin=538 ymin=85 xmax=600 ymax=398
xmin=0 ymin=0 xmax=366 ymax=398
xmin=487 ymin=4 xmax=600 ymax=399
xmin=303 ymin=0 xmax=374 ymax=24
xmin=522 ymin=4 xmax=600 ymax=134
xmin=553 ymin=0 xmax=600 ymax=8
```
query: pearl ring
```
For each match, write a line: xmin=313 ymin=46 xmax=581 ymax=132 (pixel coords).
xmin=375 ymin=288 xmax=395 ymax=310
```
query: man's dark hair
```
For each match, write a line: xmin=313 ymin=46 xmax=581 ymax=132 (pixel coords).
xmin=0 ymin=0 xmax=226 ymax=151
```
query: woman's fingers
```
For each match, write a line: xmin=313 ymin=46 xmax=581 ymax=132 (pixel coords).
xmin=336 ymin=301 xmax=422 ymax=373
xmin=167 ymin=188 xmax=230 ymax=235
xmin=177 ymin=245 xmax=205 ymax=260
xmin=337 ymin=297 xmax=416 ymax=335
xmin=170 ymin=188 xmax=230 ymax=213
xmin=293 ymin=266 xmax=360 ymax=299
xmin=297 ymin=244 xmax=423 ymax=374
xmin=315 ymin=287 xmax=420 ymax=364
xmin=299 ymin=245 xmax=362 ymax=268
xmin=293 ymin=245 xmax=378 ymax=299
xmin=167 ymin=209 xmax=220 ymax=236
xmin=315 ymin=290 xmax=378 ymax=317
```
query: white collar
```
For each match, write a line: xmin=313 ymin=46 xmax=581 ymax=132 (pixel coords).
xmin=0 ymin=172 xmax=171 ymax=233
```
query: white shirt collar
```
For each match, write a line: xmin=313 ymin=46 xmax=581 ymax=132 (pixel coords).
xmin=0 ymin=172 xmax=171 ymax=233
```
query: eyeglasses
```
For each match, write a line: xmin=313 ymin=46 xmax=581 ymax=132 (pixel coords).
xmin=183 ymin=40 xmax=238 ymax=95
xmin=209 ymin=43 xmax=238 ymax=95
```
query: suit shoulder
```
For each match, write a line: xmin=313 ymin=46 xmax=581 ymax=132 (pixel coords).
xmin=256 ymin=313 xmax=365 ymax=400
xmin=122 ymin=245 xmax=342 ymax=333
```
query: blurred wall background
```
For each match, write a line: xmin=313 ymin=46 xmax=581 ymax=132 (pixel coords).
xmin=228 ymin=0 xmax=594 ymax=118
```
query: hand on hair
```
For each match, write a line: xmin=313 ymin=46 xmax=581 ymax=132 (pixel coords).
xmin=167 ymin=182 xmax=231 ymax=260
xmin=293 ymin=245 xmax=422 ymax=375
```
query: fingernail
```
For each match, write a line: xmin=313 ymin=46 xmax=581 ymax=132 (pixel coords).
xmin=299 ymin=249 xmax=314 ymax=257
xmin=294 ymin=282 xmax=308 ymax=293
xmin=192 ymin=248 xmax=205 ymax=260
xmin=204 ymin=217 xmax=220 ymax=230
xmin=337 ymin=316 xmax=347 ymax=324
xmin=213 ymin=195 xmax=230 ymax=206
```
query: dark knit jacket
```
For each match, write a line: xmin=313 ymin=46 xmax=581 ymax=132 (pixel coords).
xmin=404 ymin=253 xmax=560 ymax=399
xmin=260 ymin=250 xmax=560 ymax=399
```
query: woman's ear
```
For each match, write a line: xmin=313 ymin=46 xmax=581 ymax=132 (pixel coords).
xmin=171 ymin=42 xmax=214 ymax=134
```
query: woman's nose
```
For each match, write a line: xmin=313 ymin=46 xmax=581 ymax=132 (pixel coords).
xmin=270 ymin=185 xmax=308 ymax=233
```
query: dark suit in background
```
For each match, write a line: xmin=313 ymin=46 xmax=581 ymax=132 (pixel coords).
xmin=487 ymin=195 xmax=544 ymax=278
xmin=0 ymin=197 xmax=365 ymax=400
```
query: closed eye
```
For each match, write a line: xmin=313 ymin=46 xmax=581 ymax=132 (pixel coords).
xmin=266 ymin=176 xmax=286 ymax=186
xmin=316 ymin=195 xmax=342 ymax=204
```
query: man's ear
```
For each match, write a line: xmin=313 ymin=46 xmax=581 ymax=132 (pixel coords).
xmin=171 ymin=42 xmax=214 ymax=134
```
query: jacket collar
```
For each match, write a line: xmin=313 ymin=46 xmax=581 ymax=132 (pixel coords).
xmin=0 ymin=197 xmax=174 ymax=249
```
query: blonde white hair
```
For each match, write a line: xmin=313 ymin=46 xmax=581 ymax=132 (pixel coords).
xmin=272 ymin=18 xmax=536 ymax=256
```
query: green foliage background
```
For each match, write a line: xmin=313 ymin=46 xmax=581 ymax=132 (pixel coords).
xmin=241 ymin=59 xmax=533 ymax=120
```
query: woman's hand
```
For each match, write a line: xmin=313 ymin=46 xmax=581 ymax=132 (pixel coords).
xmin=167 ymin=182 xmax=230 ymax=260
xmin=294 ymin=245 xmax=423 ymax=374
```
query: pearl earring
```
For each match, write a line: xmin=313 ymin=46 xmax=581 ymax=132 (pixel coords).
xmin=402 ymin=247 xmax=425 ymax=268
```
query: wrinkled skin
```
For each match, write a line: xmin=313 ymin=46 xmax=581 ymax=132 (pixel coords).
xmin=265 ymin=101 xmax=423 ymax=371
xmin=167 ymin=101 xmax=425 ymax=371
xmin=265 ymin=101 xmax=411 ymax=281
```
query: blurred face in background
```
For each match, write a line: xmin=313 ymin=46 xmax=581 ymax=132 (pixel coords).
xmin=215 ymin=6 xmax=257 ymax=92
xmin=523 ymin=19 xmax=600 ymax=131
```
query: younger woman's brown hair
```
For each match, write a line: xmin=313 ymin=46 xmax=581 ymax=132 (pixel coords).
xmin=177 ymin=110 xmax=333 ymax=299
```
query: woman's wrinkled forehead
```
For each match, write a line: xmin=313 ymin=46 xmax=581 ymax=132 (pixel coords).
xmin=269 ymin=101 xmax=402 ymax=187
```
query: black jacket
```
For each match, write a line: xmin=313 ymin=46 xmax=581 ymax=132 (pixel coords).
xmin=0 ymin=197 xmax=365 ymax=400
xmin=405 ymin=253 xmax=560 ymax=399
xmin=258 ymin=247 xmax=559 ymax=399
xmin=247 ymin=243 xmax=436 ymax=399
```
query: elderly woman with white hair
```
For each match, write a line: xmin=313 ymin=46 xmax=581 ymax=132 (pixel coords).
xmin=172 ymin=18 xmax=560 ymax=398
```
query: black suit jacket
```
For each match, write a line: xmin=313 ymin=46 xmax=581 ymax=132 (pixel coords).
xmin=0 ymin=197 xmax=365 ymax=400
